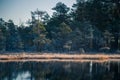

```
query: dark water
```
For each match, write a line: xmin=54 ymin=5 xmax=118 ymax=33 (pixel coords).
xmin=0 ymin=61 xmax=120 ymax=80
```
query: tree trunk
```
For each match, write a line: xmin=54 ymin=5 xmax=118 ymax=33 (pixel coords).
xmin=114 ymin=36 xmax=119 ymax=50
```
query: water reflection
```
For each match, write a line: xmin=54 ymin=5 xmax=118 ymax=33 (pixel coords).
xmin=0 ymin=61 xmax=120 ymax=80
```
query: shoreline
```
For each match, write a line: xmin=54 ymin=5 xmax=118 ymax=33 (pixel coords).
xmin=0 ymin=53 xmax=120 ymax=62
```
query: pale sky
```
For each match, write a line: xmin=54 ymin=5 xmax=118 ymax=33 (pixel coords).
xmin=0 ymin=0 xmax=76 ymax=25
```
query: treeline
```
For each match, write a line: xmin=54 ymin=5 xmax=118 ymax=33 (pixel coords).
xmin=0 ymin=0 xmax=120 ymax=53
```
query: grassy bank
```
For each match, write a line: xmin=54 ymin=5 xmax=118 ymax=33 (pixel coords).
xmin=0 ymin=53 xmax=120 ymax=62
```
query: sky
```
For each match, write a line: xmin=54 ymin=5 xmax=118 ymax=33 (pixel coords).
xmin=0 ymin=0 xmax=76 ymax=25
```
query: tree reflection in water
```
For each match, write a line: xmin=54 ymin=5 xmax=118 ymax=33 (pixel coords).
xmin=0 ymin=61 xmax=120 ymax=80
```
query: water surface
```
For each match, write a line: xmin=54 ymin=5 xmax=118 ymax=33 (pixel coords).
xmin=0 ymin=61 xmax=120 ymax=80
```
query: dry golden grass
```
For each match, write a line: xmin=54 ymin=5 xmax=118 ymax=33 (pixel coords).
xmin=0 ymin=53 xmax=120 ymax=62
